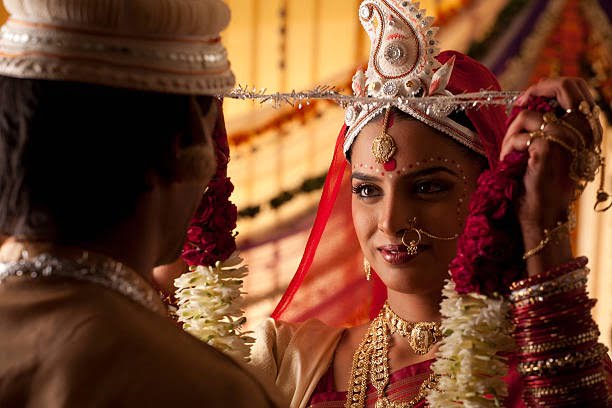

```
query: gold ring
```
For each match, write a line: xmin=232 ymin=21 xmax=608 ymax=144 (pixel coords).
xmin=543 ymin=111 xmax=559 ymax=125
xmin=527 ymin=130 xmax=544 ymax=148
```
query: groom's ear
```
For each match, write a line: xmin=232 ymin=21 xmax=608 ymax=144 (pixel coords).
xmin=168 ymin=96 xmax=218 ymax=183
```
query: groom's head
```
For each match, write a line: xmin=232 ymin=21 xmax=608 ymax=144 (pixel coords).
xmin=0 ymin=0 xmax=234 ymax=264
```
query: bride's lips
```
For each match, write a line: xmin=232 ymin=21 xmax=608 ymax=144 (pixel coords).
xmin=377 ymin=244 xmax=425 ymax=265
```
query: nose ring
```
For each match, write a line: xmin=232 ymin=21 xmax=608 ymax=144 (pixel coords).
xmin=401 ymin=228 xmax=422 ymax=256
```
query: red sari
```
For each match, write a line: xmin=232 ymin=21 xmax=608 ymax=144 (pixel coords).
xmin=309 ymin=355 xmax=612 ymax=407
xmin=308 ymin=356 xmax=531 ymax=408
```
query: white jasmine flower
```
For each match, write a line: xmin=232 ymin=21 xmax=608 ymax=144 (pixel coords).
xmin=427 ymin=280 xmax=515 ymax=407
xmin=174 ymin=251 xmax=254 ymax=362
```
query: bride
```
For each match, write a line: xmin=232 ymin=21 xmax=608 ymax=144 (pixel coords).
xmin=246 ymin=1 xmax=612 ymax=407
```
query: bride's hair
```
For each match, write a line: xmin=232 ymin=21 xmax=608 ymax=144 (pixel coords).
xmin=346 ymin=107 xmax=488 ymax=171
xmin=0 ymin=76 xmax=213 ymax=243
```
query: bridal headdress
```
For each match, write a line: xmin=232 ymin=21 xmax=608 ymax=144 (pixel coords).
xmin=343 ymin=0 xmax=483 ymax=158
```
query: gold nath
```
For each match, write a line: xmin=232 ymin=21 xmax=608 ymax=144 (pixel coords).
xmin=371 ymin=108 xmax=397 ymax=164
xmin=345 ymin=302 xmax=442 ymax=408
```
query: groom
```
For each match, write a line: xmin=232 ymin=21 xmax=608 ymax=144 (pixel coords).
xmin=0 ymin=0 xmax=274 ymax=406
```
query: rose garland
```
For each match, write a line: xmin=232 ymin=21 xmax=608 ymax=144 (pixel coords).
xmin=175 ymin=101 xmax=253 ymax=361
xmin=428 ymin=99 xmax=555 ymax=406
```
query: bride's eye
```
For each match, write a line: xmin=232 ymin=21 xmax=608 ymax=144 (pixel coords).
xmin=413 ymin=179 xmax=450 ymax=195
xmin=351 ymin=183 xmax=381 ymax=198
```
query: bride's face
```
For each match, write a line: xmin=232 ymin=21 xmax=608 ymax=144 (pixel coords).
xmin=350 ymin=115 xmax=484 ymax=296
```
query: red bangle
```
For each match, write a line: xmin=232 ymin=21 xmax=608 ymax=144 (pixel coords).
xmin=510 ymin=257 xmax=588 ymax=291
xmin=513 ymin=297 xmax=595 ymax=324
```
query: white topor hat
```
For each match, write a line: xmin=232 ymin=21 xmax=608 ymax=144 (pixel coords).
xmin=0 ymin=0 xmax=235 ymax=95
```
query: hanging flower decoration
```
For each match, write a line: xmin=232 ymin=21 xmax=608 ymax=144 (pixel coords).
xmin=174 ymin=252 xmax=254 ymax=361
xmin=175 ymin=101 xmax=253 ymax=361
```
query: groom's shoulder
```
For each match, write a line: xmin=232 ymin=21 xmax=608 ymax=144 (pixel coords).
xmin=56 ymin=285 xmax=274 ymax=406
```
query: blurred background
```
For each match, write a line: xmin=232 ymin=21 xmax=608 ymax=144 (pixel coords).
xmin=2 ymin=0 xmax=610 ymax=349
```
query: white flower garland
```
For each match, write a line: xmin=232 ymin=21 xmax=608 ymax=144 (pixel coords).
xmin=427 ymin=280 xmax=515 ymax=407
xmin=174 ymin=251 xmax=254 ymax=362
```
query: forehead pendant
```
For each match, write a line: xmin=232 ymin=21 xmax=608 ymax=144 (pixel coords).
xmin=371 ymin=108 xmax=397 ymax=171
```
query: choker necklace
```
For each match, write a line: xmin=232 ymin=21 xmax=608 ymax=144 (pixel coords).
xmin=383 ymin=303 xmax=443 ymax=355
xmin=0 ymin=251 xmax=166 ymax=315
xmin=345 ymin=302 xmax=443 ymax=408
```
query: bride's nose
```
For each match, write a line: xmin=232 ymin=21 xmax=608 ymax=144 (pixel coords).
xmin=377 ymin=193 xmax=413 ymax=239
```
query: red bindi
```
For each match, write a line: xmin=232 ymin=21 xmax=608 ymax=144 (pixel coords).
xmin=383 ymin=159 xmax=397 ymax=171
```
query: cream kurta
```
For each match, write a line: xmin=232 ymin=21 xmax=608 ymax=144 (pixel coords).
xmin=249 ymin=318 xmax=344 ymax=408
xmin=0 ymin=277 xmax=275 ymax=407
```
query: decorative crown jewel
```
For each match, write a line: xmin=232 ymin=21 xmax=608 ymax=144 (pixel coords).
xmin=344 ymin=0 xmax=484 ymax=158
xmin=0 ymin=0 xmax=235 ymax=95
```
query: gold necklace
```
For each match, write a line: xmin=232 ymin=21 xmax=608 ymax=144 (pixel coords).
xmin=345 ymin=303 xmax=442 ymax=408
xmin=382 ymin=303 xmax=443 ymax=355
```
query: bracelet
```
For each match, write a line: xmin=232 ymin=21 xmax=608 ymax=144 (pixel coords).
xmin=529 ymin=372 xmax=606 ymax=398
xmin=540 ymin=110 xmax=602 ymax=194
xmin=510 ymin=257 xmax=588 ymax=290
xmin=517 ymin=343 xmax=607 ymax=376
xmin=544 ymin=112 xmax=587 ymax=149
xmin=511 ymin=278 xmax=589 ymax=308
xmin=522 ymin=221 xmax=570 ymax=260
xmin=517 ymin=329 xmax=600 ymax=354
xmin=513 ymin=298 xmax=595 ymax=329
xmin=510 ymin=267 xmax=588 ymax=302
xmin=514 ymin=320 xmax=598 ymax=346
xmin=521 ymin=364 xmax=603 ymax=387
xmin=578 ymin=101 xmax=603 ymax=147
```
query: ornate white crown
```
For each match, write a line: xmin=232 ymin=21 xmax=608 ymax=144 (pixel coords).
xmin=0 ymin=0 xmax=235 ymax=95
xmin=343 ymin=0 xmax=483 ymax=157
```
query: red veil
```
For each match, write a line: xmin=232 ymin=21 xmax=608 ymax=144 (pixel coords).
xmin=272 ymin=51 xmax=510 ymax=327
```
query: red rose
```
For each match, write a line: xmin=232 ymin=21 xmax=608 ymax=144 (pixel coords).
xmin=194 ymin=194 xmax=216 ymax=224
xmin=450 ymin=257 xmax=478 ymax=294
xmin=464 ymin=215 xmax=491 ymax=238
xmin=210 ymin=202 xmax=237 ymax=231
xmin=187 ymin=226 xmax=203 ymax=243
xmin=208 ymin=178 xmax=234 ymax=200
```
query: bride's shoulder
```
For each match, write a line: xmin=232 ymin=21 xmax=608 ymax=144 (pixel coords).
xmin=254 ymin=317 xmax=343 ymax=347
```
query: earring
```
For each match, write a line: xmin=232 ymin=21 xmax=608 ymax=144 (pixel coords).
xmin=363 ymin=258 xmax=371 ymax=281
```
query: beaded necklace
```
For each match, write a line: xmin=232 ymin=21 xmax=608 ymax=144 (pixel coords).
xmin=0 ymin=251 xmax=165 ymax=315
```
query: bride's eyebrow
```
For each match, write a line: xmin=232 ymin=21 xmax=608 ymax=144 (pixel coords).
xmin=351 ymin=172 xmax=381 ymax=182
xmin=405 ymin=166 xmax=459 ymax=178
xmin=351 ymin=166 xmax=459 ymax=182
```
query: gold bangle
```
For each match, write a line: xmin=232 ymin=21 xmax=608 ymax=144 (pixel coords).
xmin=522 ymin=221 xmax=570 ymax=260
xmin=519 ymin=329 xmax=600 ymax=354
xmin=517 ymin=343 xmax=608 ymax=376
xmin=510 ymin=267 xmax=589 ymax=302
xmin=529 ymin=372 xmax=607 ymax=398
xmin=512 ymin=278 xmax=588 ymax=308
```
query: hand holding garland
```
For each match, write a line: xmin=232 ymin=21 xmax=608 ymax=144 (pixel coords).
xmin=500 ymin=80 xmax=611 ymax=406
xmin=500 ymin=77 xmax=602 ymax=277
xmin=430 ymin=80 xmax=610 ymax=407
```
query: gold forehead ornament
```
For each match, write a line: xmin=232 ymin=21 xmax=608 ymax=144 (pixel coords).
xmin=371 ymin=108 xmax=397 ymax=165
